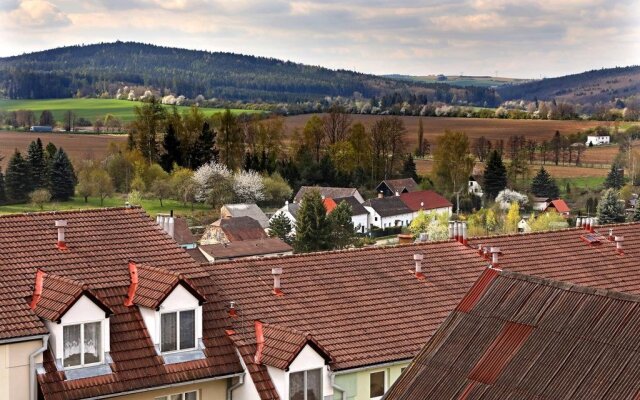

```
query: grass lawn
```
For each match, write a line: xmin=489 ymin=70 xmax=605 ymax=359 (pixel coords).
xmin=0 ymin=98 xmax=262 ymax=123
xmin=0 ymin=195 xmax=213 ymax=218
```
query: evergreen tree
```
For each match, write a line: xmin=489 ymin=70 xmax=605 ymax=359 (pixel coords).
xmin=530 ymin=167 xmax=559 ymax=198
xmin=328 ymin=201 xmax=355 ymax=249
xmin=483 ymin=149 xmax=507 ymax=200
xmin=27 ymin=138 xmax=46 ymax=189
xmin=402 ymin=154 xmax=419 ymax=182
xmin=604 ymin=164 xmax=625 ymax=189
xmin=632 ymin=204 xmax=640 ymax=222
xmin=597 ymin=188 xmax=625 ymax=224
xmin=45 ymin=142 xmax=57 ymax=159
xmin=191 ymin=121 xmax=218 ymax=168
xmin=0 ymin=168 xmax=6 ymax=205
xmin=160 ymin=123 xmax=182 ymax=172
xmin=294 ymin=191 xmax=331 ymax=253
xmin=5 ymin=150 xmax=31 ymax=203
xmin=269 ymin=212 xmax=292 ymax=244
xmin=49 ymin=148 xmax=76 ymax=201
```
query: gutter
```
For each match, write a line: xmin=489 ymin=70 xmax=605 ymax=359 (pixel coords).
xmin=0 ymin=334 xmax=48 ymax=345
xmin=29 ymin=334 xmax=49 ymax=400
xmin=332 ymin=358 xmax=412 ymax=376
xmin=226 ymin=372 xmax=245 ymax=400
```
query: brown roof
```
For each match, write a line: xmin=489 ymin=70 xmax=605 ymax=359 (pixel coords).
xmin=132 ymin=264 xmax=206 ymax=309
xmin=385 ymin=269 xmax=640 ymax=400
xmin=227 ymin=332 xmax=280 ymax=400
xmin=364 ymin=196 xmax=413 ymax=217
xmin=294 ymin=186 xmax=360 ymax=203
xmin=376 ymin=178 xmax=418 ymax=195
xmin=218 ymin=216 xmax=268 ymax=242
xmin=173 ymin=217 xmax=196 ymax=245
xmin=260 ymin=323 xmax=332 ymax=370
xmin=399 ymin=190 xmax=453 ymax=212
xmin=332 ymin=196 xmax=369 ymax=215
xmin=0 ymin=207 xmax=242 ymax=399
xmin=199 ymin=238 xmax=292 ymax=260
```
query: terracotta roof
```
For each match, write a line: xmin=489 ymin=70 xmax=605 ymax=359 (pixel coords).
xmin=294 ymin=186 xmax=360 ymax=203
xmin=260 ymin=323 xmax=332 ymax=370
xmin=0 ymin=207 xmax=242 ymax=399
xmin=376 ymin=178 xmax=418 ymax=195
xmin=226 ymin=332 xmax=280 ymax=400
xmin=172 ymin=217 xmax=196 ymax=245
xmin=385 ymin=269 xmax=640 ymax=400
xmin=199 ymin=238 xmax=292 ymax=260
xmin=323 ymin=198 xmax=338 ymax=213
xmin=332 ymin=196 xmax=369 ymax=216
xmin=399 ymin=190 xmax=453 ymax=212
xmin=364 ymin=196 xmax=413 ymax=217
xmin=131 ymin=264 xmax=206 ymax=310
xmin=185 ymin=247 xmax=210 ymax=264
xmin=545 ymin=199 xmax=571 ymax=213
xmin=205 ymin=241 xmax=489 ymax=371
xmin=222 ymin=204 xmax=270 ymax=229
xmin=217 ymin=216 xmax=268 ymax=242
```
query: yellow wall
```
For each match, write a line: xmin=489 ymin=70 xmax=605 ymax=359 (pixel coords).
xmin=0 ymin=340 xmax=43 ymax=400
xmin=114 ymin=378 xmax=228 ymax=400
xmin=334 ymin=362 xmax=410 ymax=400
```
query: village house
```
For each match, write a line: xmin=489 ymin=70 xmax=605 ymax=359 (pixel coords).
xmin=468 ymin=176 xmax=483 ymax=197
xmin=221 ymin=204 xmax=270 ymax=230
xmin=269 ymin=201 xmax=300 ymax=236
xmin=375 ymin=178 xmax=418 ymax=197
xmin=294 ymin=186 xmax=365 ymax=204
xmin=585 ymin=134 xmax=610 ymax=146
xmin=324 ymin=196 xmax=370 ymax=234
xmin=194 ymin=238 xmax=293 ymax=263
xmin=398 ymin=190 xmax=453 ymax=218
xmin=544 ymin=198 xmax=571 ymax=217
xmin=385 ymin=268 xmax=640 ymax=399
xmin=200 ymin=216 xmax=267 ymax=245
xmin=363 ymin=196 xmax=415 ymax=229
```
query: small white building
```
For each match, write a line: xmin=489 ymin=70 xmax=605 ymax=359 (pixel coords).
xmin=364 ymin=196 xmax=414 ymax=229
xmin=468 ymin=177 xmax=483 ymax=197
xmin=586 ymin=135 xmax=610 ymax=146
xmin=324 ymin=196 xmax=370 ymax=234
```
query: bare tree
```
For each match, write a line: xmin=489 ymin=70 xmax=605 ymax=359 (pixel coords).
xmin=322 ymin=104 xmax=352 ymax=145
xmin=473 ymin=136 xmax=492 ymax=162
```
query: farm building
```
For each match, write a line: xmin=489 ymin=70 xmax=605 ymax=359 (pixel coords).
xmin=585 ymin=135 xmax=610 ymax=146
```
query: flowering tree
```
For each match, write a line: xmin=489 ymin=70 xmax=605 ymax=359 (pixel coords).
xmin=193 ymin=162 xmax=233 ymax=207
xmin=233 ymin=170 xmax=265 ymax=203
xmin=409 ymin=210 xmax=449 ymax=241
xmin=495 ymin=189 xmax=528 ymax=209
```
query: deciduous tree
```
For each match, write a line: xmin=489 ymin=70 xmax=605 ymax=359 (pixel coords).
xmin=432 ymin=130 xmax=474 ymax=196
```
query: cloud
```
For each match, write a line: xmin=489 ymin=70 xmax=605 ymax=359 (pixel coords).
xmin=7 ymin=0 xmax=70 ymax=28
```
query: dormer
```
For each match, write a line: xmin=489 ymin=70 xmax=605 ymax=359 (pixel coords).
xmin=29 ymin=270 xmax=113 ymax=379
xmin=124 ymin=261 xmax=207 ymax=365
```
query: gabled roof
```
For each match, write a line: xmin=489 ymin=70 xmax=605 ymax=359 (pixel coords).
xmin=332 ymin=196 xmax=369 ymax=216
xmin=385 ymin=269 xmax=640 ymax=400
xmin=199 ymin=238 xmax=292 ymax=260
xmin=132 ymin=264 xmax=206 ymax=310
xmin=216 ymin=216 xmax=268 ymax=242
xmin=364 ymin=196 xmax=413 ymax=217
xmin=222 ymin=203 xmax=270 ymax=229
xmin=294 ymin=186 xmax=360 ymax=203
xmin=260 ymin=323 xmax=333 ymax=370
xmin=226 ymin=332 xmax=280 ymax=400
xmin=376 ymin=178 xmax=418 ymax=194
xmin=172 ymin=217 xmax=196 ymax=245
xmin=546 ymin=199 xmax=571 ymax=213
xmin=399 ymin=190 xmax=452 ymax=212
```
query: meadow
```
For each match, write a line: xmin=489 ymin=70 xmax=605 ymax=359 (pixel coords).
xmin=0 ymin=98 xmax=260 ymax=123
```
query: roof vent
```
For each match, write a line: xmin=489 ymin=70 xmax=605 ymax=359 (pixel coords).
xmin=608 ymin=228 xmax=614 ymax=241
xmin=272 ymin=267 xmax=284 ymax=296
xmin=615 ymin=236 xmax=624 ymax=254
xmin=229 ymin=301 xmax=237 ymax=318
xmin=460 ymin=221 xmax=468 ymax=245
xmin=124 ymin=260 xmax=138 ymax=307
xmin=490 ymin=247 xmax=501 ymax=266
xmin=55 ymin=220 xmax=67 ymax=250
xmin=413 ymin=253 xmax=425 ymax=280
xmin=29 ymin=269 xmax=46 ymax=310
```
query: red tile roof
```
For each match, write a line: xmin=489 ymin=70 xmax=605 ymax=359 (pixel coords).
xmin=199 ymin=238 xmax=292 ymax=260
xmin=173 ymin=217 xmax=197 ymax=245
xmin=260 ymin=323 xmax=332 ymax=370
xmin=385 ymin=269 xmax=640 ymax=399
xmin=131 ymin=264 xmax=206 ymax=310
xmin=399 ymin=190 xmax=453 ymax=212
xmin=219 ymin=216 xmax=268 ymax=242
xmin=546 ymin=199 xmax=571 ymax=213
xmin=0 ymin=207 xmax=242 ymax=399
xmin=227 ymin=332 xmax=280 ymax=400
xmin=323 ymin=198 xmax=337 ymax=213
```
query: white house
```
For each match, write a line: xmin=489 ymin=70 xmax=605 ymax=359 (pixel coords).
xmin=269 ymin=201 xmax=300 ymax=236
xmin=468 ymin=177 xmax=483 ymax=197
xmin=399 ymin=190 xmax=453 ymax=220
xmin=364 ymin=196 xmax=414 ymax=229
xmin=586 ymin=135 xmax=610 ymax=146
xmin=324 ymin=196 xmax=370 ymax=234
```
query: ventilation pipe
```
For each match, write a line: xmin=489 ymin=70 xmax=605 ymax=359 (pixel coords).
xmin=477 ymin=244 xmax=483 ymax=255
xmin=167 ymin=217 xmax=175 ymax=239
xmin=615 ymin=236 xmax=624 ymax=254
xmin=452 ymin=222 xmax=459 ymax=242
xmin=490 ymin=247 xmax=501 ymax=266
xmin=460 ymin=222 xmax=468 ymax=245
xmin=413 ymin=253 xmax=425 ymax=280
xmin=124 ymin=260 xmax=139 ymax=306
xmin=272 ymin=267 xmax=283 ymax=296
xmin=229 ymin=301 xmax=237 ymax=318
xmin=55 ymin=220 xmax=67 ymax=250
xmin=448 ymin=221 xmax=455 ymax=239
xmin=575 ymin=217 xmax=582 ymax=228
xmin=608 ymin=228 xmax=614 ymax=241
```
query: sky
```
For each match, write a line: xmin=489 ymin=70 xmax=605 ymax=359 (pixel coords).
xmin=0 ymin=0 xmax=639 ymax=78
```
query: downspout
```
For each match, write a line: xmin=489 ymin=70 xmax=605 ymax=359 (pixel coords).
xmin=29 ymin=334 xmax=49 ymax=400
xmin=226 ymin=373 xmax=245 ymax=400
xmin=331 ymin=373 xmax=347 ymax=400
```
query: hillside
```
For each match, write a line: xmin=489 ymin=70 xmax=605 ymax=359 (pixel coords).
xmin=0 ymin=42 xmax=498 ymax=105
xmin=386 ymin=74 xmax=530 ymax=88
xmin=497 ymin=66 xmax=640 ymax=103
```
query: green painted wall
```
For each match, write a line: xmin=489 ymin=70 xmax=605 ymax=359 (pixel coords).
xmin=333 ymin=362 xmax=410 ymax=400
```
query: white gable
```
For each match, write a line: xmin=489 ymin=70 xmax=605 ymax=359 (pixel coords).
xmin=266 ymin=344 xmax=332 ymax=400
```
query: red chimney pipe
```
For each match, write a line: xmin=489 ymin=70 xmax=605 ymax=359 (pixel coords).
xmin=29 ymin=269 xmax=46 ymax=310
xmin=254 ymin=320 xmax=265 ymax=364
xmin=55 ymin=220 xmax=67 ymax=250
xmin=124 ymin=260 xmax=139 ymax=306
xmin=229 ymin=301 xmax=237 ymax=318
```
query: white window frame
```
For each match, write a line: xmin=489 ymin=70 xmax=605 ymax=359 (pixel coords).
xmin=160 ymin=308 xmax=197 ymax=353
xmin=289 ymin=368 xmax=323 ymax=400
xmin=154 ymin=390 xmax=199 ymax=400
xmin=369 ymin=370 xmax=387 ymax=400
xmin=62 ymin=320 xmax=103 ymax=369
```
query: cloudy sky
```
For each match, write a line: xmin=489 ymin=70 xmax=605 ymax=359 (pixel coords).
xmin=0 ymin=0 xmax=639 ymax=78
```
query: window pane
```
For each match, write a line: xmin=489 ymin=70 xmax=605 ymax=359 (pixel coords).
xmin=289 ymin=371 xmax=305 ymax=400
xmin=161 ymin=312 xmax=177 ymax=352
xmin=184 ymin=392 xmax=197 ymax=400
xmin=83 ymin=322 xmax=101 ymax=364
xmin=306 ymin=369 xmax=322 ymax=400
xmin=370 ymin=371 xmax=385 ymax=398
xmin=179 ymin=310 xmax=196 ymax=349
xmin=63 ymin=324 xmax=81 ymax=367
xmin=170 ymin=395 xmax=183 ymax=400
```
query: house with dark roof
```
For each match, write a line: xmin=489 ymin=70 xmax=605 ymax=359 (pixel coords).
xmin=324 ymin=196 xmax=370 ymax=233
xmin=364 ymin=196 xmax=414 ymax=229
xmin=200 ymin=216 xmax=268 ymax=245
xmin=294 ymin=186 xmax=364 ymax=204
xmin=221 ymin=203 xmax=270 ymax=229
xmin=196 ymin=238 xmax=293 ymax=262
xmin=375 ymin=178 xmax=418 ymax=197
xmin=399 ymin=190 xmax=453 ymax=218
xmin=156 ymin=214 xmax=197 ymax=249
xmin=384 ymin=268 xmax=640 ymax=399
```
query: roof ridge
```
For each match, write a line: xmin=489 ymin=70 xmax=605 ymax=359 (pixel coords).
xmin=0 ymin=205 xmax=144 ymax=220
xmin=137 ymin=263 xmax=182 ymax=278
xmin=43 ymin=272 xmax=88 ymax=289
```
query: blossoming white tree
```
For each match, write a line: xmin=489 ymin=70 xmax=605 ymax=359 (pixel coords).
xmin=193 ymin=162 xmax=233 ymax=207
xmin=233 ymin=170 xmax=265 ymax=203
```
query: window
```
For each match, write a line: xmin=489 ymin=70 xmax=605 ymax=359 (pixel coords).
xmin=63 ymin=321 xmax=102 ymax=368
xmin=161 ymin=310 xmax=196 ymax=352
xmin=370 ymin=371 xmax=385 ymax=399
xmin=289 ymin=369 xmax=322 ymax=400
xmin=155 ymin=391 xmax=198 ymax=400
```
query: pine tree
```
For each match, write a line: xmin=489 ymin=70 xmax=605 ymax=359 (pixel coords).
xmin=27 ymin=138 xmax=46 ymax=189
xmin=632 ymin=204 xmax=640 ymax=222
xmin=294 ymin=191 xmax=331 ymax=253
xmin=160 ymin=123 xmax=182 ymax=172
xmin=604 ymin=164 xmax=624 ymax=189
xmin=49 ymin=148 xmax=76 ymax=201
xmin=530 ymin=167 xmax=559 ymax=198
xmin=0 ymin=168 xmax=6 ymax=205
xmin=269 ymin=212 xmax=292 ymax=244
xmin=483 ymin=150 xmax=507 ymax=200
xmin=5 ymin=150 xmax=31 ymax=203
xmin=597 ymin=188 xmax=625 ymax=224
xmin=402 ymin=154 xmax=419 ymax=182
xmin=191 ymin=121 xmax=217 ymax=168
xmin=328 ymin=201 xmax=355 ymax=249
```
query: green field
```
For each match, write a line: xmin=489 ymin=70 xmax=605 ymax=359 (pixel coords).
xmin=0 ymin=98 xmax=261 ymax=123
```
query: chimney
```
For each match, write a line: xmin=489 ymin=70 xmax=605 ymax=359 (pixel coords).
xmin=608 ymin=228 xmax=614 ymax=241
xmin=124 ymin=260 xmax=139 ymax=306
xmin=168 ymin=217 xmax=175 ymax=239
xmin=490 ymin=247 xmax=501 ymax=266
xmin=229 ymin=301 xmax=237 ymax=318
xmin=477 ymin=244 xmax=483 ymax=255
xmin=55 ymin=220 xmax=67 ymax=250
xmin=413 ymin=253 xmax=425 ymax=280
xmin=254 ymin=321 xmax=265 ymax=364
xmin=460 ymin=222 xmax=468 ymax=244
xmin=615 ymin=236 xmax=624 ymax=254
xmin=590 ymin=218 xmax=597 ymax=233
xmin=452 ymin=222 xmax=459 ymax=242
xmin=448 ymin=221 xmax=455 ymax=239
xmin=272 ymin=267 xmax=283 ymax=296
xmin=378 ymin=192 xmax=384 ymax=199
xmin=575 ymin=217 xmax=582 ymax=228
xmin=29 ymin=269 xmax=46 ymax=310
xmin=583 ymin=217 xmax=590 ymax=231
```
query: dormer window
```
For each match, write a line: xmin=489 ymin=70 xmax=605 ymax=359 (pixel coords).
xmin=63 ymin=321 xmax=102 ymax=368
xmin=161 ymin=309 xmax=196 ymax=352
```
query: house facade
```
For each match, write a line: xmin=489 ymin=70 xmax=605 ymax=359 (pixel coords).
xmin=398 ymin=190 xmax=453 ymax=219
xmin=585 ymin=135 xmax=610 ymax=146
xmin=364 ymin=196 xmax=415 ymax=229
xmin=375 ymin=179 xmax=418 ymax=197
xmin=468 ymin=177 xmax=483 ymax=197
xmin=294 ymin=186 xmax=365 ymax=204
xmin=324 ymin=196 xmax=370 ymax=234
xmin=269 ymin=201 xmax=300 ymax=236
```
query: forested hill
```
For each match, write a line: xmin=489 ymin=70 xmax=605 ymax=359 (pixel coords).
xmin=497 ymin=66 xmax=640 ymax=103
xmin=0 ymin=42 xmax=497 ymax=105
